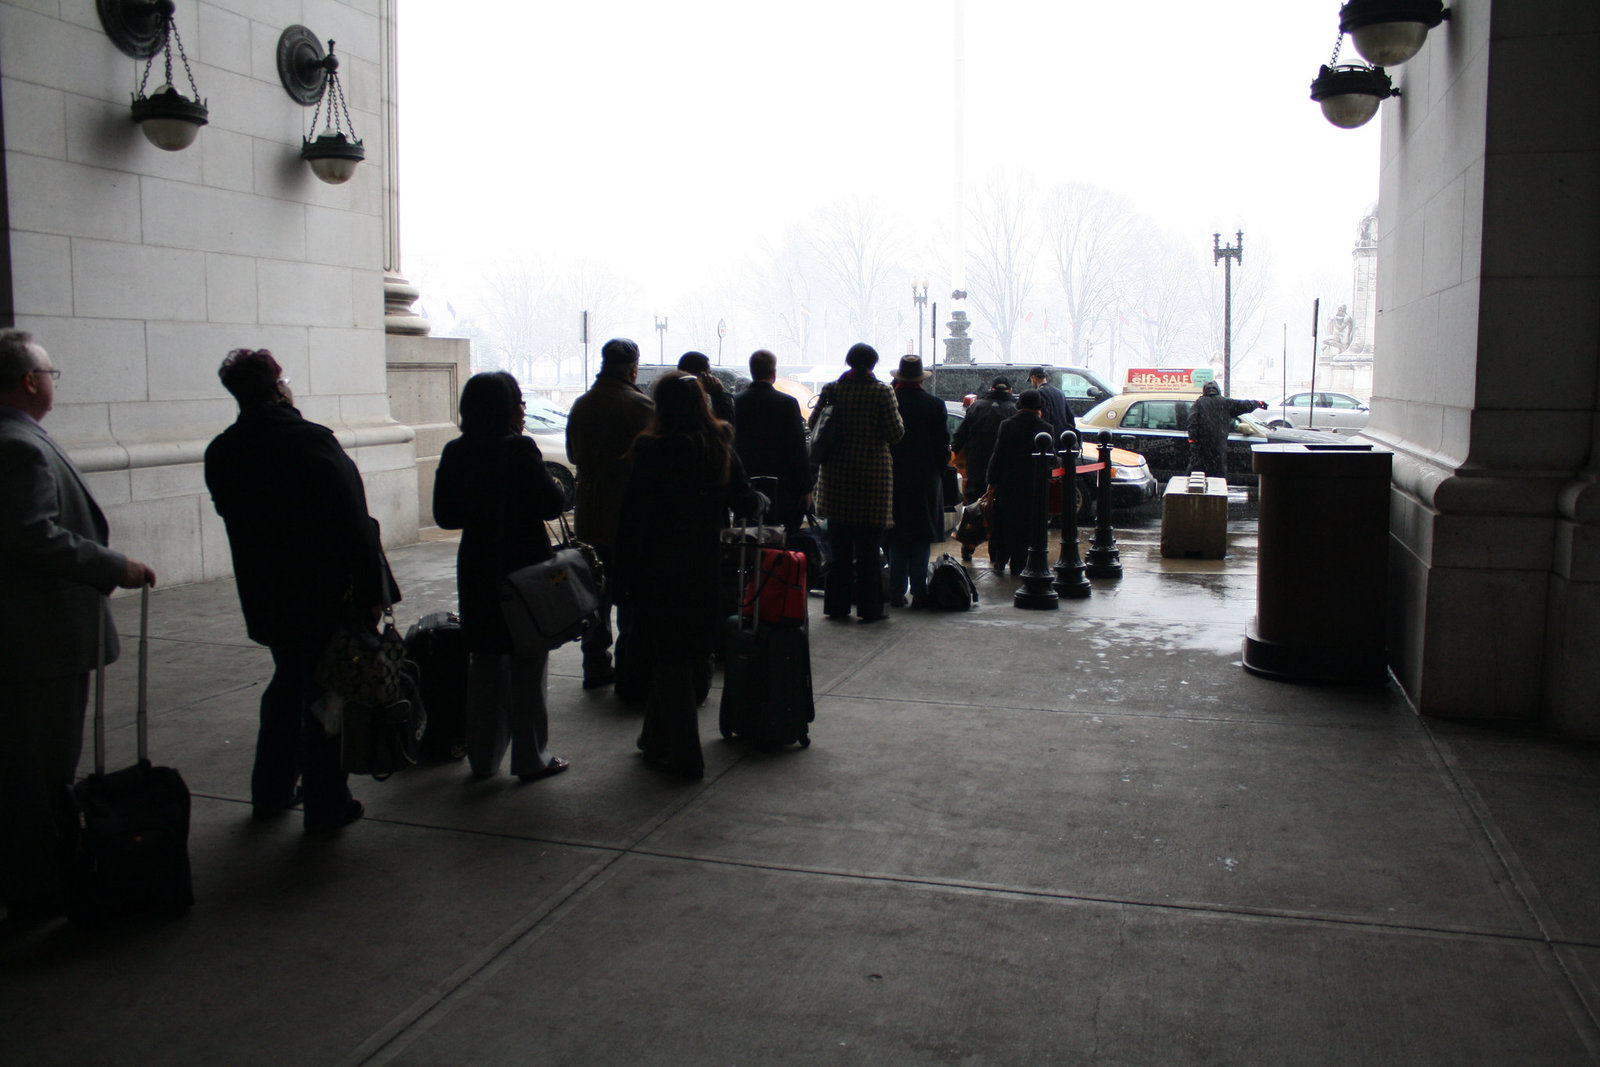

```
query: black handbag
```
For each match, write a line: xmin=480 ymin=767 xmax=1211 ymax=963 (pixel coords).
xmin=808 ymin=398 xmax=841 ymax=465
xmin=341 ymin=659 xmax=426 ymax=779
xmin=317 ymin=606 xmax=407 ymax=708
xmin=785 ymin=512 xmax=832 ymax=591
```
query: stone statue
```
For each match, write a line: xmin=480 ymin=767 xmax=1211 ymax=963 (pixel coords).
xmin=1322 ymin=304 xmax=1353 ymax=355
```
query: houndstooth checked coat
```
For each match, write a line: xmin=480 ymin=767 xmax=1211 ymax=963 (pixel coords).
xmin=814 ymin=373 xmax=905 ymax=528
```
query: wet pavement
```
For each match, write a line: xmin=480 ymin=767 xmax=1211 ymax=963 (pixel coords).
xmin=6 ymin=509 xmax=1600 ymax=1065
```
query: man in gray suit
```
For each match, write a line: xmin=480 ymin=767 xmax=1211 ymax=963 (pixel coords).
xmin=0 ymin=328 xmax=155 ymax=920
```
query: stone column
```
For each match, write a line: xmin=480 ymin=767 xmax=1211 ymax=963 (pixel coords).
xmin=381 ymin=0 xmax=429 ymax=337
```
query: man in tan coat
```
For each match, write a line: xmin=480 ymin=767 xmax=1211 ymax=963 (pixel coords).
xmin=566 ymin=338 xmax=655 ymax=691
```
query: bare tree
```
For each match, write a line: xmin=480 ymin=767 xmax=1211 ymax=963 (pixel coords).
xmin=1043 ymin=182 xmax=1141 ymax=366
xmin=966 ymin=169 xmax=1041 ymax=363
xmin=479 ymin=257 xmax=557 ymax=383
xmin=740 ymin=227 xmax=825 ymax=364
xmin=1127 ymin=227 xmax=1206 ymax=367
xmin=807 ymin=196 xmax=908 ymax=348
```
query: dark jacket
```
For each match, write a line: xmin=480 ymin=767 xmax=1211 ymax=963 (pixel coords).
xmin=612 ymin=435 xmax=760 ymax=657
xmin=432 ymin=433 xmax=567 ymax=653
xmin=566 ymin=371 xmax=655 ymax=548
xmin=1187 ymin=393 xmax=1262 ymax=478
xmin=951 ymin=387 xmax=1017 ymax=501
xmin=986 ymin=409 xmax=1051 ymax=565
xmin=1036 ymin=382 xmax=1075 ymax=444
xmin=889 ymin=382 xmax=950 ymax=543
xmin=704 ymin=379 xmax=737 ymax=424
xmin=813 ymin=374 xmax=904 ymax=528
xmin=204 ymin=403 xmax=395 ymax=649
xmin=733 ymin=381 xmax=812 ymax=527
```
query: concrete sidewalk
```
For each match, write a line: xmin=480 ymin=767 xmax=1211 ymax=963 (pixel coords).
xmin=5 ymin=520 xmax=1600 ymax=1065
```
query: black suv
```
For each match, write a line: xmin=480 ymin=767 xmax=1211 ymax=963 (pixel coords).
xmin=928 ymin=364 xmax=1115 ymax=417
xmin=634 ymin=364 xmax=751 ymax=397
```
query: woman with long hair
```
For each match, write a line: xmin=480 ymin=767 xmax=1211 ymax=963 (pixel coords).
xmin=613 ymin=372 xmax=763 ymax=779
xmin=433 ymin=371 xmax=571 ymax=781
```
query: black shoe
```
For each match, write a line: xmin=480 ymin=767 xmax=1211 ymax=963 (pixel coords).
xmin=252 ymin=785 xmax=303 ymax=821
xmin=858 ymin=614 xmax=888 ymax=625
xmin=305 ymin=799 xmax=364 ymax=836
xmin=582 ymin=664 xmax=616 ymax=690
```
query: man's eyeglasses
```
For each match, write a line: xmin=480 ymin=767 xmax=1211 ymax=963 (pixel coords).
xmin=31 ymin=367 xmax=61 ymax=381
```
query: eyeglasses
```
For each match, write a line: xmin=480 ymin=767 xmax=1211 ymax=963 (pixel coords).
xmin=31 ymin=367 xmax=61 ymax=381
xmin=276 ymin=377 xmax=291 ymax=388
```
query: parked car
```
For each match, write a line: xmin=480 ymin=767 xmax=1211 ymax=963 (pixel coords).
xmin=520 ymin=392 xmax=576 ymax=510
xmin=944 ymin=401 xmax=1157 ymax=518
xmin=1263 ymin=390 xmax=1370 ymax=434
xmin=929 ymin=364 xmax=1116 ymax=417
xmin=1076 ymin=390 xmax=1341 ymax=487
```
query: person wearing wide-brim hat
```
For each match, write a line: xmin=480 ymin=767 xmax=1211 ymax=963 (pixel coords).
xmin=886 ymin=355 xmax=949 ymax=609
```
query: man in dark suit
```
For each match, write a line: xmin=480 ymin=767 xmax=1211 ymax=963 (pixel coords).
xmin=204 ymin=349 xmax=394 ymax=835
xmin=732 ymin=349 xmax=812 ymax=533
xmin=0 ymin=329 xmax=155 ymax=919
xmin=1029 ymin=367 xmax=1075 ymax=444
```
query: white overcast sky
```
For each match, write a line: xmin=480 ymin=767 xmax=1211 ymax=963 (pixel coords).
xmin=396 ymin=0 xmax=1379 ymax=350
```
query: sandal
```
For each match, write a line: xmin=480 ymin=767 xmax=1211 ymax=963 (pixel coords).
xmin=518 ymin=757 xmax=570 ymax=782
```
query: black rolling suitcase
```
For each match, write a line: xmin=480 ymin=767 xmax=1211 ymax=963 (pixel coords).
xmin=405 ymin=611 xmax=468 ymax=761
xmin=65 ymin=586 xmax=194 ymax=924
xmin=719 ymin=510 xmax=814 ymax=749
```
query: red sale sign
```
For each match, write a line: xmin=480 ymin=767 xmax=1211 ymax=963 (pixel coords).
xmin=1124 ymin=367 xmax=1214 ymax=392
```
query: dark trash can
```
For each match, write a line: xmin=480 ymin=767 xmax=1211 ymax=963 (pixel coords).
xmin=1243 ymin=443 xmax=1391 ymax=683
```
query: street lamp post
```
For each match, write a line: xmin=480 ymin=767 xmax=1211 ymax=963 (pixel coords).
xmin=911 ymin=281 xmax=929 ymax=360
xmin=1213 ymin=230 xmax=1243 ymax=396
xmin=654 ymin=314 xmax=668 ymax=364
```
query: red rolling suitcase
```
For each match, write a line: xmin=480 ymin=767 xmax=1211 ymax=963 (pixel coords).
xmin=65 ymin=586 xmax=194 ymax=924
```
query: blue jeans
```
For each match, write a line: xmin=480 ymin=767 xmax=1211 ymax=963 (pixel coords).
xmin=886 ymin=539 xmax=933 ymax=598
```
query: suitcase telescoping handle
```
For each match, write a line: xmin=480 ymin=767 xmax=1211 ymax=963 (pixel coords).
xmin=93 ymin=584 xmax=150 ymax=775
xmin=736 ymin=487 xmax=772 ymax=636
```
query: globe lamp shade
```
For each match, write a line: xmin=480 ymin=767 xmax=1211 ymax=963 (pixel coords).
xmin=1310 ymin=64 xmax=1396 ymax=129
xmin=131 ymin=84 xmax=208 ymax=151
xmin=1340 ymin=0 xmax=1448 ymax=68
xmin=302 ymin=131 xmax=365 ymax=185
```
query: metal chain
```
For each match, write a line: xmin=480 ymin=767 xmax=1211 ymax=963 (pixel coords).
xmin=171 ymin=22 xmax=201 ymax=98
xmin=331 ymin=73 xmax=353 ymax=137
xmin=1329 ymin=31 xmax=1344 ymax=66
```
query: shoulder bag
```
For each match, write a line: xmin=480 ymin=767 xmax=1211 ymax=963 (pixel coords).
xmin=501 ymin=514 xmax=606 ymax=652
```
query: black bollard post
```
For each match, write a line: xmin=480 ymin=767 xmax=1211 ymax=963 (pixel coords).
xmin=1052 ymin=431 xmax=1092 ymax=598
xmin=1084 ymin=430 xmax=1123 ymax=579
xmin=1015 ymin=431 xmax=1060 ymax=610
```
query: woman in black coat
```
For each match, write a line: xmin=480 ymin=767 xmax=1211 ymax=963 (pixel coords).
xmin=985 ymin=389 xmax=1050 ymax=576
xmin=613 ymin=373 xmax=763 ymax=779
xmin=432 ymin=372 xmax=570 ymax=782
xmin=885 ymin=356 xmax=950 ymax=609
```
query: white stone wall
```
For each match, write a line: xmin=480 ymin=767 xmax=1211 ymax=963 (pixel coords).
xmin=1 ymin=0 xmax=416 ymax=588
xmin=1371 ymin=0 xmax=1600 ymax=727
